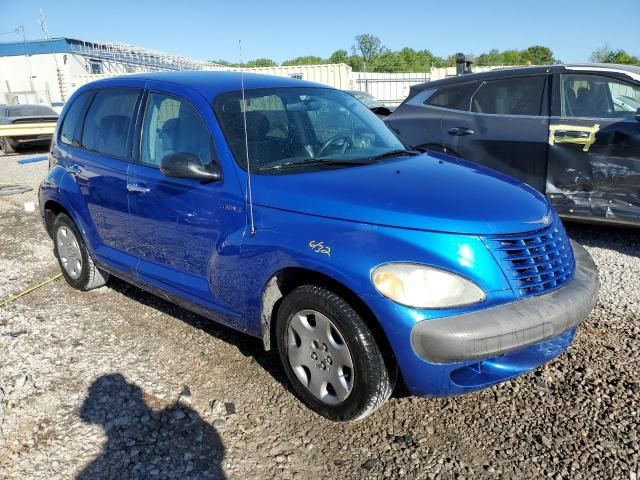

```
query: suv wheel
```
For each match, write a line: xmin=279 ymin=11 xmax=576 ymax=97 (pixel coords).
xmin=276 ymin=284 xmax=393 ymax=421
xmin=53 ymin=213 xmax=109 ymax=290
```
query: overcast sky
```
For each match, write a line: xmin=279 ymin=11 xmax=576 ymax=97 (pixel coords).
xmin=2 ymin=0 xmax=638 ymax=64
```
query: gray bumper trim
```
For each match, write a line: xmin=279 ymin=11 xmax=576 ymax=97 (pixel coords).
xmin=410 ymin=240 xmax=600 ymax=364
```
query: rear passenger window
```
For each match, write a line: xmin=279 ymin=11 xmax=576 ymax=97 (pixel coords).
xmin=424 ymin=82 xmax=480 ymax=110
xmin=59 ymin=91 xmax=93 ymax=146
xmin=471 ymin=76 xmax=545 ymax=116
xmin=81 ymin=89 xmax=139 ymax=159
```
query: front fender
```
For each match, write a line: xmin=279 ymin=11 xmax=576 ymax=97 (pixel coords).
xmin=230 ymin=205 xmax=512 ymax=339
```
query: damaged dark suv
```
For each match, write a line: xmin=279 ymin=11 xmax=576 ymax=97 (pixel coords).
xmin=387 ymin=64 xmax=640 ymax=226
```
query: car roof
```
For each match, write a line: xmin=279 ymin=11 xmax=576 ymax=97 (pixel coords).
xmin=409 ymin=63 xmax=640 ymax=92
xmin=79 ymin=71 xmax=330 ymax=102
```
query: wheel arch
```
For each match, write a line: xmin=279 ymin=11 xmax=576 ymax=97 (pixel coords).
xmin=43 ymin=199 xmax=69 ymax=238
xmin=261 ymin=267 xmax=399 ymax=382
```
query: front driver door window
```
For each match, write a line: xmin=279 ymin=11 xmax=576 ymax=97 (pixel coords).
xmin=140 ymin=93 xmax=213 ymax=167
xmin=547 ymin=73 xmax=640 ymax=222
xmin=560 ymin=74 xmax=640 ymax=119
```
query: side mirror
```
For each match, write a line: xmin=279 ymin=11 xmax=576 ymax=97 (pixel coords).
xmin=370 ymin=106 xmax=393 ymax=117
xmin=636 ymin=108 xmax=640 ymax=123
xmin=160 ymin=152 xmax=222 ymax=181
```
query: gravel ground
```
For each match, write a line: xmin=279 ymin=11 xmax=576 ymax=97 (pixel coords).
xmin=0 ymin=149 xmax=638 ymax=479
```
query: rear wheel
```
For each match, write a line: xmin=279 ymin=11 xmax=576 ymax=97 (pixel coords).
xmin=1 ymin=137 xmax=16 ymax=154
xmin=276 ymin=284 xmax=393 ymax=421
xmin=53 ymin=213 xmax=109 ymax=290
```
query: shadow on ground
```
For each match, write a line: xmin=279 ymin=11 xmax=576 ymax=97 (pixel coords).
xmin=0 ymin=145 xmax=49 ymax=156
xmin=107 ymin=277 xmax=291 ymax=393
xmin=77 ymin=373 xmax=226 ymax=479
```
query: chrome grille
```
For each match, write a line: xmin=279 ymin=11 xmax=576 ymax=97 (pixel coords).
xmin=484 ymin=218 xmax=575 ymax=298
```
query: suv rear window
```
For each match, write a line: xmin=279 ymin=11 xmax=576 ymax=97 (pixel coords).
xmin=60 ymin=91 xmax=93 ymax=147
xmin=471 ymin=76 xmax=545 ymax=116
xmin=81 ymin=88 xmax=139 ymax=159
xmin=6 ymin=105 xmax=57 ymax=117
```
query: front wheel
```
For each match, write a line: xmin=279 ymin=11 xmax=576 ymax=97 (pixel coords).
xmin=53 ymin=213 xmax=109 ymax=290
xmin=276 ymin=284 xmax=393 ymax=422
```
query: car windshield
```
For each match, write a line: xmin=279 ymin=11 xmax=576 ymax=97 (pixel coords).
xmin=213 ymin=87 xmax=406 ymax=174
xmin=353 ymin=92 xmax=384 ymax=108
xmin=7 ymin=105 xmax=57 ymax=117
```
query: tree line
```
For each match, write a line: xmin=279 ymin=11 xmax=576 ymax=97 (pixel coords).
xmin=210 ymin=34 xmax=639 ymax=72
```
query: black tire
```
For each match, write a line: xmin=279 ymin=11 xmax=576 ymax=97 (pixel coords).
xmin=53 ymin=213 xmax=109 ymax=290
xmin=276 ymin=284 xmax=393 ymax=422
xmin=1 ymin=137 xmax=16 ymax=154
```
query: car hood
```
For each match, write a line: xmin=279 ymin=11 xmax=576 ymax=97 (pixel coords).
xmin=251 ymin=152 xmax=551 ymax=235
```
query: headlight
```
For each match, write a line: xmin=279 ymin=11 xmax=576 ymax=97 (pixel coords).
xmin=371 ymin=263 xmax=485 ymax=309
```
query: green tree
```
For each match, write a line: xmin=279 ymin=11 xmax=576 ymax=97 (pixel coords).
xmin=209 ymin=59 xmax=240 ymax=67
xmin=328 ymin=49 xmax=349 ymax=64
xmin=591 ymin=43 xmax=615 ymax=63
xmin=476 ymin=49 xmax=501 ymax=66
xmin=245 ymin=58 xmax=277 ymax=68
xmin=397 ymin=48 xmax=438 ymax=71
xmin=611 ymin=50 xmax=640 ymax=64
xmin=501 ymin=49 xmax=523 ymax=65
xmin=345 ymin=55 xmax=364 ymax=71
xmin=353 ymin=34 xmax=384 ymax=71
xmin=521 ymin=45 xmax=555 ymax=65
xmin=282 ymin=55 xmax=324 ymax=66
xmin=372 ymin=49 xmax=403 ymax=72
xmin=591 ymin=44 xmax=639 ymax=64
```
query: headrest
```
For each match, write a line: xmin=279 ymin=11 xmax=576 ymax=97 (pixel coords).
xmin=160 ymin=118 xmax=180 ymax=134
xmin=244 ymin=111 xmax=270 ymax=139
xmin=100 ymin=115 xmax=129 ymax=131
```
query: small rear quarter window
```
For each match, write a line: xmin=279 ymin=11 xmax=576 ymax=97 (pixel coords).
xmin=60 ymin=91 xmax=94 ymax=147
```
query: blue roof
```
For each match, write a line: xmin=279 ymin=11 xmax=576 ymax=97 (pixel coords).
xmin=0 ymin=38 xmax=74 ymax=57
xmin=81 ymin=71 xmax=330 ymax=101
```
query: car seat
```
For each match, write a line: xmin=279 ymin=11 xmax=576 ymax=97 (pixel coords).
xmin=564 ymin=86 xmax=577 ymax=116
xmin=98 ymin=115 xmax=130 ymax=157
xmin=574 ymin=87 xmax=593 ymax=117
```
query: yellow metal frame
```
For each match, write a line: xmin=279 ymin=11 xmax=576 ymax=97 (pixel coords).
xmin=0 ymin=123 xmax=57 ymax=138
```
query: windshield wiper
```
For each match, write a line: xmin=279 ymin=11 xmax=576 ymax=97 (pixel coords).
xmin=368 ymin=149 xmax=419 ymax=162
xmin=260 ymin=158 xmax=373 ymax=171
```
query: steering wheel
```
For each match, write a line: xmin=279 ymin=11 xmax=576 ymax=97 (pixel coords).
xmin=317 ymin=134 xmax=353 ymax=157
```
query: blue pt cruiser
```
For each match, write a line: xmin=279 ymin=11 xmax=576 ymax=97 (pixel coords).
xmin=39 ymin=72 xmax=599 ymax=421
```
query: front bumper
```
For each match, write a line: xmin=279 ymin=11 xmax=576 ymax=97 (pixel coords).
xmin=14 ymin=135 xmax=53 ymax=146
xmin=410 ymin=241 xmax=599 ymax=363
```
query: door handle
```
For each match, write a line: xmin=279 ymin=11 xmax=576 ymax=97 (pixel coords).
xmin=549 ymin=124 xmax=600 ymax=152
xmin=127 ymin=183 xmax=150 ymax=194
xmin=553 ymin=130 xmax=590 ymax=139
xmin=447 ymin=127 xmax=475 ymax=136
xmin=66 ymin=164 xmax=80 ymax=174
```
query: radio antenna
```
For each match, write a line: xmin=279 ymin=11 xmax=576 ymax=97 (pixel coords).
xmin=239 ymin=40 xmax=256 ymax=236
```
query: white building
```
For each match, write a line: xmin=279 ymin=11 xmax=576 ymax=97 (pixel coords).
xmin=0 ymin=38 xmax=224 ymax=105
